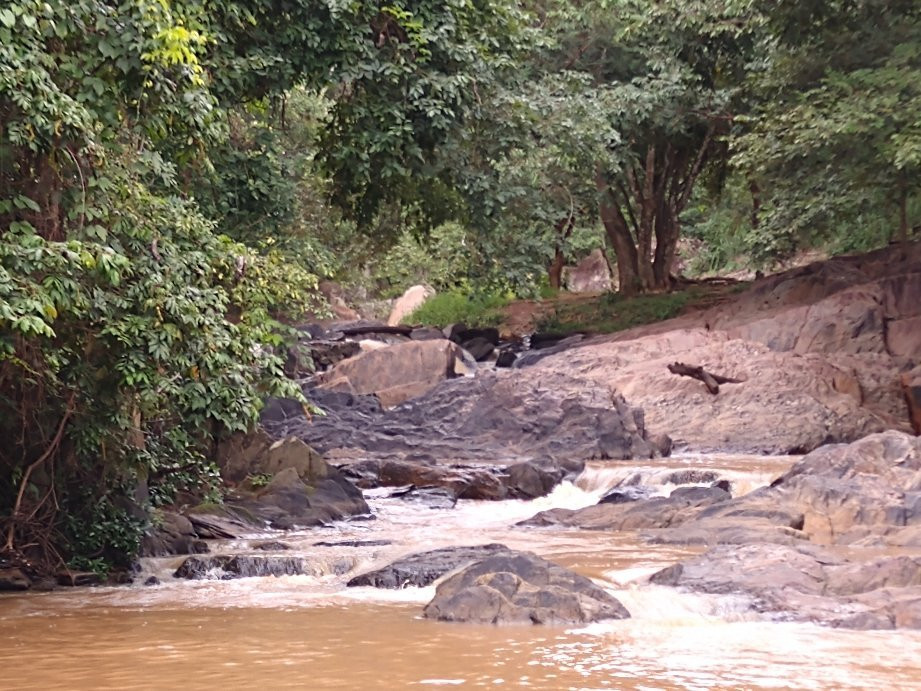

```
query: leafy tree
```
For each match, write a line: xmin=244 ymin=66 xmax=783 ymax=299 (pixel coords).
xmin=735 ymin=0 xmax=921 ymax=261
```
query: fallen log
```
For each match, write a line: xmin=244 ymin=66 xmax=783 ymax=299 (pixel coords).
xmin=667 ymin=362 xmax=745 ymax=395
xmin=336 ymin=324 xmax=415 ymax=337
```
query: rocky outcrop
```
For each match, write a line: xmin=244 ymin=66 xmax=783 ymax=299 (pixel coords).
xmin=140 ymin=511 xmax=210 ymax=557
xmin=347 ymin=544 xmax=511 ymax=589
xmin=263 ymin=371 xmax=660 ymax=464
xmin=315 ymin=339 xmax=472 ymax=408
xmin=423 ymin=551 xmax=630 ymax=625
xmin=522 ymin=484 xmax=731 ymax=531
xmin=341 ymin=457 xmax=582 ymax=502
xmin=528 ymin=242 xmax=921 ymax=453
xmin=388 ymin=285 xmax=435 ymax=326
xmin=649 ymin=543 xmax=921 ymax=630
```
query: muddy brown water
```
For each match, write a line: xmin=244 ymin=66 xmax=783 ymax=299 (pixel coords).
xmin=3 ymin=454 xmax=921 ymax=690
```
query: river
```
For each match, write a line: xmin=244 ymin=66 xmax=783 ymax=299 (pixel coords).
xmin=3 ymin=454 xmax=921 ymax=690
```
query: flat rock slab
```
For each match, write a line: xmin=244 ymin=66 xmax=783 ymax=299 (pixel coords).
xmin=423 ymin=551 xmax=631 ymax=625
xmin=347 ymin=544 xmax=511 ymax=589
xmin=650 ymin=542 xmax=921 ymax=630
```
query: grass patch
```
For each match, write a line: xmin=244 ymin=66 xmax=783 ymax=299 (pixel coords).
xmin=404 ymin=289 xmax=510 ymax=327
xmin=536 ymin=283 xmax=743 ymax=335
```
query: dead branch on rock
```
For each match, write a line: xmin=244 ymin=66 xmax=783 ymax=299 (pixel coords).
xmin=667 ymin=362 xmax=745 ymax=395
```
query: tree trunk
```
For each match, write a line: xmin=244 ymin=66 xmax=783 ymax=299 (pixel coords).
xmin=652 ymin=202 xmax=679 ymax=288
xmin=749 ymin=178 xmax=761 ymax=229
xmin=596 ymin=172 xmax=641 ymax=296
xmin=898 ymin=176 xmax=909 ymax=244
xmin=548 ymin=248 xmax=565 ymax=290
xmin=547 ymin=215 xmax=575 ymax=290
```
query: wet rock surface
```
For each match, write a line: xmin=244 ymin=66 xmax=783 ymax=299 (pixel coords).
xmin=339 ymin=457 xmax=583 ymax=502
xmin=262 ymin=370 xmax=659 ymax=464
xmin=423 ymin=551 xmax=630 ymax=625
xmin=649 ymin=543 xmax=921 ymax=630
xmin=347 ymin=544 xmax=511 ymax=589
xmin=174 ymin=555 xmax=316 ymax=580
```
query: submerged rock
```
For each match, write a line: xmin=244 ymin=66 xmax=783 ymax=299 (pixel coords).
xmin=423 ymin=551 xmax=630 ymax=625
xmin=347 ymin=544 xmax=511 ymax=589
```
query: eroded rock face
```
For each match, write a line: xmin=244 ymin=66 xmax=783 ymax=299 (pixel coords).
xmin=315 ymin=339 xmax=470 ymax=408
xmin=347 ymin=544 xmax=511 ymax=589
xmin=423 ymin=551 xmax=630 ymax=625
xmin=528 ymin=243 xmax=921 ymax=453
xmin=263 ymin=371 xmax=659 ymax=465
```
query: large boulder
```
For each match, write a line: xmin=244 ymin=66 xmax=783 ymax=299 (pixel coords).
xmin=228 ymin=465 xmax=370 ymax=530
xmin=140 ymin=510 xmax=210 ymax=557
xmin=217 ymin=432 xmax=328 ymax=486
xmin=316 ymin=339 xmax=471 ymax=408
xmin=263 ymin=370 xmax=659 ymax=464
xmin=563 ymin=248 xmax=612 ymax=293
xmin=423 ymin=551 xmax=630 ymax=625
xmin=387 ymin=285 xmax=435 ymax=326
xmin=347 ymin=544 xmax=511 ymax=589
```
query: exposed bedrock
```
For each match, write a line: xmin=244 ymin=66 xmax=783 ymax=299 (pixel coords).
xmin=261 ymin=370 xmax=662 ymax=465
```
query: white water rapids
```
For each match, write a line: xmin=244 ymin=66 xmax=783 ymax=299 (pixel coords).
xmin=2 ymin=453 xmax=921 ymax=689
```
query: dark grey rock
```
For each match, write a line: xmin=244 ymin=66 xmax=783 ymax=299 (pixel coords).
xmin=461 ymin=337 xmax=495 ymax=361
xmin=347 ymin=544 xmax=511 ymax=589
xmin=174 ymin=555 xmax=312 ymax=580
xmin=0 ymin=567 xmax=31 ymax=591
xmin=264 ymin=370 xmax=658 ymax=464
xmin=423 ymin=551 xmax=631 ymax=625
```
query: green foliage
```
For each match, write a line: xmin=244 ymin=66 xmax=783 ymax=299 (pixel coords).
xmin=372 ymin=222 xmax=476 ymax=297
xmin=735 ymin=0 xmax=921 ymax=259
xmin=404 ymin=289 xmax=510 ymax=328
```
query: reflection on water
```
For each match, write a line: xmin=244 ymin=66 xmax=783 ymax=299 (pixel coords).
xmin=2 ymin=454 xmax=921 ymax=690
